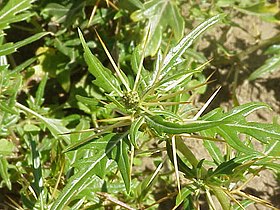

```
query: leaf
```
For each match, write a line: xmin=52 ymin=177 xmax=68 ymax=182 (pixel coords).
xmin=0 ymin=101 xmax=18 ymax=115
xmin=226 ymin=122 xmax=280 ymax=143
xmin=72 ymin=134 xmax=116 ymax=179
xmin=145 ymin=115 xmax=224 ymax=135
xmin=15 ymin=103 xmax=70 ymax=144
xmin=8 ymin=56 xmax=38 ymax=76
xmin=232 ymin=200 xmax=254 ymax=210
xmin=210 ymin=185 xmax=230 ymax=210
xmin=0 ymin=139 xmax=15 ymax=156
xmin=78 ymin=28 xmax=122 ymax=96
xmin=207 ymin=158 xmax=241 ymax=178
xmin=201 ymin=102 xmax=280 ymax=154
xmin=248 ymin=55 xmax=280 ymax=80
xmin=166 ymin=140 xmax=194 ymax=178
xmin=0 ymin=157 xmax=11 ymax=190
xmin=35 ymin=73 xmax=48 ymax=108
xmin=0 ymin=0 xmax=35 ymax=30
xmin=75 ymin=95 xmax=99 ymax=107
xmin=131 ymin=0 xmax=185 ymax=56
xmin=202 ymin=134 xmax=224 ymax=164
xmin=131 ymin=46 xmax=149 ymax=88
xmin=159 ymin=14 xmax=224 ymax=80
xmin=29 ymin=135 xmax=45 ymax=208
xmin=0 ymin=32 xmax=50 ymax=56
xmin=175 ymin=187 xmax=193 ymax=208
xmin=264 ymin=139 xmax=280 ymax=156
xmin=217 ymin=126 xmax=261 ymax=154
xmin=157 ymin=71 xmax=195 ymax=92
xmin=41 ymin=3 xmax=70 ymax=24
xmin=129 ymin=116 xmax=145 ymax=148
xmin=107 ymin=136 xmax=131 ymax=193
xmin=50 ymin=133 xmax=126 ymax=210
xmin=238 ymin=2 xmax=279 ymax=16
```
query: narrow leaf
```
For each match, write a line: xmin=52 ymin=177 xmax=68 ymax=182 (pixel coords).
xmin=210 ymin=185 xmax=230 ymax=210
xmin=129 ymin=116 xmax=144 ymax=148
xmin=35 ymin=73 xmax=48 ymax=107
xmin=0 ymin=32 xmax=50 ymax=56
xmin=0 ymin=157 xmax=11 ymax=190
xmin=107 ymin=137 xmax=131 ymax=193
xmin=248 ymin=56 xmax=280 ymax=80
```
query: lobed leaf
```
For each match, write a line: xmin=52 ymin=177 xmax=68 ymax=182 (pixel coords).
xmin=201 ymin=102 xmax=280 ymax=155
xmin=78 ymin=28 xmax=122 ymax=96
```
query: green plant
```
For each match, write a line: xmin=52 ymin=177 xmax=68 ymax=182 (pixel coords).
xmin=0 ymin=1 xmax=279 ymax=210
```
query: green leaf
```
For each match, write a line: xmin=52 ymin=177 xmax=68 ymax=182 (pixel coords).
xmin=175 ymin=187 xmax=193 ymax=208
xmin=202 ymin=137 xmax=224 ymax=164
xmin=131 ymin=46 xmax=149 ymax=88
xmin=0 ymin=32 xmax=50 ymax=56
xmin=232 ymin=200 xmax=254 ymax=210
xmin=145 ymin=115 xmax=224 ymax=135
xmin=0 ymin=157 xmax=11 ymax=190
xmin=227 ymin=122 xmax=280 ymax=143
xmin=264 ymin=139 xmax=280 ymax=156
xmin=248 ymin=55 xmax=280 ymax=80
xmin=0 ymin=101 xmax=18 ymax=115
xmin=200 ymin=102 xmax=280 ymax=154
xmin=78 ymin=28 xmax=122 ymax=96
xmin=23 ymin=124 xmax=41 ymax=132
xmin=166 ymin=140 xmax=195 ymax=178
xmin=107 ymin=136 xmax=131 ymax=193
xmin=50 ymin=133 xmax=126 ymax=209
xmin=238 ymin=2 xmax=279 ymax=16
xmin=129 ymin=116 xmax=144 ymax=148
xmin=72 ymin=133 xmax=116 ymax=179
xmin=8 ymin=56 xmax=38 ymax=76
xmin=131 ymin=0 xmax=185 ymax=56
xmin=75 ymin=95 xmax=99 ymax=107
xmin=15 ymin=103 xmax=70 ymax=144
xmin=0 ymin=0 xmax=35 ymax=30
xmin=0 ymin=139 xmax=15 ymax=156
xmin=210 ymin=185 xmax=230 ymax=210
xmin=207 ymin=158 xmax=241 ymax=178
xmin=159 ymin=14 xmax=224 ymax=80
xmin=35 ymin=73 xmax=48 ymax=108
xmin=217 ymin=126 xmax=261 ymax=154
xmin=29 ymin=135 xmax=45 ymax=209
